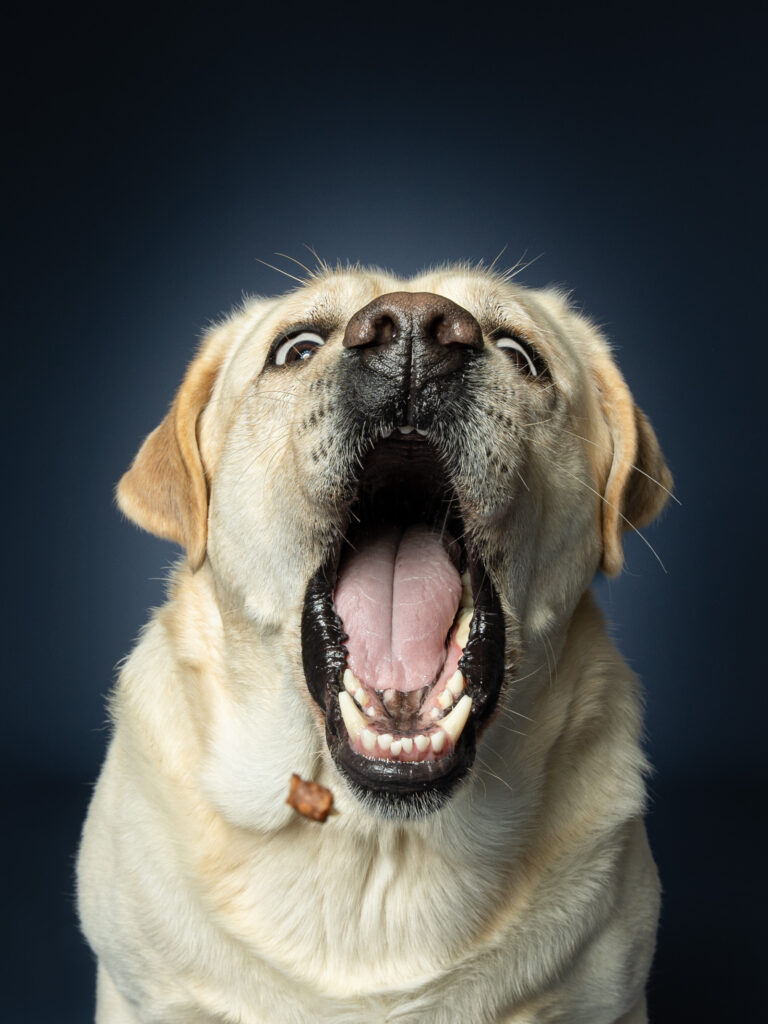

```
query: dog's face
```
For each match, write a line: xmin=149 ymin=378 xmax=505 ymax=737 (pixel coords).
xmin=118 ymin=266 xmax=670 ymax=820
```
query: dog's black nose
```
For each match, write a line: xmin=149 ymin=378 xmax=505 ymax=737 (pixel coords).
xmin=343 ymin=291 xmax=482 ymax=378
xmin=341 ymin=291 xmax=484 ymax=428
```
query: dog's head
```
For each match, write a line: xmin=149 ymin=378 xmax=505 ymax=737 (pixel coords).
xmin=118 ymin=266 xmax=671 ymax=819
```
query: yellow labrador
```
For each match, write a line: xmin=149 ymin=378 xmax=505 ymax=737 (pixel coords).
xmin=78 ymin=265 xmax=671 ymax=1023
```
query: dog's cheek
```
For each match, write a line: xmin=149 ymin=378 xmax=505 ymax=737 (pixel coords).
xmin=516 ymin=448 xmax=603 ymax=641
xmin=206 ymin=432 xmax=335 ymax=626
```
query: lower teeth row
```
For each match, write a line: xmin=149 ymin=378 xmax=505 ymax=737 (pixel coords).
xmin=338 ymin=690 xmax=472 ymax=758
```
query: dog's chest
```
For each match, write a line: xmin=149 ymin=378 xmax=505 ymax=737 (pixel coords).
xmin=198 ymin=820 xmax=495 ymax=994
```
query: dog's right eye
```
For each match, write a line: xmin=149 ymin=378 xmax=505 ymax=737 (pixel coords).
xmin=272 ymin=330 xmax=326 ymax=367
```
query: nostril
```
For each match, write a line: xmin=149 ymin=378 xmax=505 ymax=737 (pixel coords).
xmin=371 ymin=314 xmax=397 ymax=348
xmin=344 ymin=308 xmax=402 ymax=350
xmin=428 ymin=313 xmax=482 ymax=350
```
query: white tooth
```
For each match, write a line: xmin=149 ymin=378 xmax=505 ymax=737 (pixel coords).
xmin=438 ymin=689 xmax=453 ymax=709
xmin=384 ymin=688 xmax=397 ymax=705
xmin=415 ymin=427 xmax=428 ymax=436
xmin=339 ymin=690 xmax=367 ymax=742
xmin=361 ymin=728 xmax=377 ymax=752
xmin=390 ymin=739 xmax=403 ymax=756
xmin=400 ymin=737 xmax=413 ymax=753
xmin=353 ymin=687 xmax=370 ymax=707
xmin=430 ymin=708 xmax=441 ymax=721
xmin=447 ymin=670 xmax=465 ymax=698
xmin=343 ymin=668 xmax=359 ymax=693
xmin=440 ymin=694 xmax=472 ymax=744
xmin=455 ymin=609 xmax=473 ymax=649
xmin=397 ymin=424 xmax=414 ymax=434
xmin=460 ymin=572 xmax=473 ymax=609
xmin=382 ymin=426 xmax=393 ymax=437
xmin=365 ymin=706 xmax=376 ymax=717
xmin=378 ymin=733 xmax=393 ymax=751
xmin=414 ymin=734 xmax=429 ymax=752
xmin=431 ymin=730 xmax=446 ymax=753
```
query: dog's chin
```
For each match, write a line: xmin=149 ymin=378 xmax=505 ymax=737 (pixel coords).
xmin=301 ymin=432 xmax=506 ymax=818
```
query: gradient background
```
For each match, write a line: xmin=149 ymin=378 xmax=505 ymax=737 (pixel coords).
xmin=5 ymin=5 xmax=766 ymax=1020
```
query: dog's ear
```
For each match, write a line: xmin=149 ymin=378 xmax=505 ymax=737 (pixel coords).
xmin=117 ymin=336 xmax=226 ymax=571
xmin=593 ymin=348 xmax=673 ymax=576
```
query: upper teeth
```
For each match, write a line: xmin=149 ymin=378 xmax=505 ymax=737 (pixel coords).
xmin=447 ymin=670 xmax=465 ymax=698
xmin=455 ymin=609 xmax=473 ymax=649
xmin=338 ymin=690 xmax=367 ymax=742
xmin=460 ymin=571 xmax=473 ymax=610
xmin=440 ymin=695 xmax=472 ymax=743
xmin=392 ymin=423 xmax=429 ymax=437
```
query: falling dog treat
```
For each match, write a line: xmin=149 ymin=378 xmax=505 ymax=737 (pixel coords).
xmin=286 ymin=773 xmax=334 ymax=822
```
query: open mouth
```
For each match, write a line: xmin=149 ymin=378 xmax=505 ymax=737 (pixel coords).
xmin=301 ymin=428 xmax=505 ymax=814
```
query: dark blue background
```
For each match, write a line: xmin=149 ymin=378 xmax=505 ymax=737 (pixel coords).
xmin=5 ymin=5 xmax=766 ymax=1020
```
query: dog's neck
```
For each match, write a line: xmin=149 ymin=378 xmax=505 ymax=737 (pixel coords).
xmin=119 ymin=560 xmax=645 ymax=997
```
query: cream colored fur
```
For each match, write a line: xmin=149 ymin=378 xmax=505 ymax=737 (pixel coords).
xmin=78 ymin=266 xmax=670 ymax=1023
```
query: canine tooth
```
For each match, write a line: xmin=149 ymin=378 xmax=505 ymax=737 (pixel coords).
xmin=455 ymin=609 xmax=473 ymax=649
xmin=431 ymin=730 xmax=446 ymax=754
xmin=460 ymin=572 xmax=473 ymax=609
xmin=390 ymin=739 xmax=402 ymax=756
xmin=397 ymin=424 xmax=414 ymax=434
xmin=437 ymin=689 xmax=453 ymax=709
xmin=353 ymin=687 xmax=370 ymax=707
xmin=339 ymin=691 xmax=367 ymax=742
xmin=361 ymin=728 xmax=377 ymax=752
xmin=414 ymin=734 xmax=429 ymax=752
xmin=343 ymin=668 xmax=359 ymax=693
xmin=400 ymin=737 xmax=413 ymax=753
xmin=440 ymin=694 xmax=472 ymax=744
xmin=447 ymin=670 xmax=465 ymax=698
xmin=378 ymin=733 xmax=393 ymax=751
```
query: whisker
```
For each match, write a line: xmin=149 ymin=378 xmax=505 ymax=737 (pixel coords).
xmin=560 ymin=427 xmax=680 ymax=505
xmin=274 ymin=252 xmax=316 ymax=280
xmin=555 ymin=461 xmax=668 ymax=573
xmin=499 ymin=250 xmax=544 ymax=281
xmin=302 ymin=244 xmax=330 ymax=274
xmin=254 ymin=257 xmax=304 ymax=286
xmin=487 ymin=244 xmax=508 ymax=274
xmin=475 ymin=754 xmax=516 ymax=796
xmin=490 ymin=719 xmax=528 ymax=738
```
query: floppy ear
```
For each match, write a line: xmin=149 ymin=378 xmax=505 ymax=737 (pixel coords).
xmin=117 ymin=339 xmax=225 ymax=571
xmin=594 ymin=349 xmax=673 ymax=576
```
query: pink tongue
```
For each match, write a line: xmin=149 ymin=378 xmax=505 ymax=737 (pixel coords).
xmin=334 ymin=525 xmax=461 ymax=693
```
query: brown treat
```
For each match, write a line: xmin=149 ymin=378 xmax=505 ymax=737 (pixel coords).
xmin=286 ymin=773 xmax=334 ymax=822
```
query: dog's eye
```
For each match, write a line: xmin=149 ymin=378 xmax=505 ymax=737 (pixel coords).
xmin=495 ymin=336 xmax=539 ymax=377
xmin=273 ymin=331 xmax=326 ymax=366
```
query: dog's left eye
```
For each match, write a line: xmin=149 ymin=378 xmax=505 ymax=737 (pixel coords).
xmin=495 ymin=336 xmax=540 ymax=377
xmin=273 ymin=331 xmax=325 ymax=366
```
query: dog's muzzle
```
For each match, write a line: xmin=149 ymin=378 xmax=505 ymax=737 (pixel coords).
xmin=301 ymin=292 xmax=506 ymax=817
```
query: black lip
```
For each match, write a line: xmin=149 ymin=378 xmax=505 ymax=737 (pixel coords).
xmin=300 ymin=436 xmax=506 ymax=815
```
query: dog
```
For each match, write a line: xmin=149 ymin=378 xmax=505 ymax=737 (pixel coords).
xmin=77 ymin=263 xmax=672 ymax=1023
